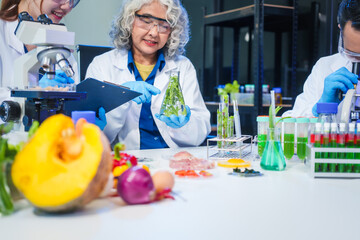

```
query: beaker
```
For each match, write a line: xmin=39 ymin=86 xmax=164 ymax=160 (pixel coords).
xmin=257 ymin=116 xmax=269 ymax=157
xmin=283 ymin=118 xmax=296 ymax=160
xmin=296 ymin=117 xmax=309 ymax=161
xmin=159 ymin=71 xmax=187 ymax=117
xmin=260 ymin=127 xmax=286 ymax=171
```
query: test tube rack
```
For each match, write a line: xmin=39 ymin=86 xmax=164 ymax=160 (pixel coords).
xmin=306 ymin=144 xmax=360 ymax=178
xmin=207 ymin=135 xmax=253 ymax=160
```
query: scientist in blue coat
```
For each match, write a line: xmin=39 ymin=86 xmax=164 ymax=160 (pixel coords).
xmin=284 ymin=0 xmax=360 ymax=117
xmin=86 ymin=0 xmax=211 ymax=150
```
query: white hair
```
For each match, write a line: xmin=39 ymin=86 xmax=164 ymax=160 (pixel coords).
xmin=109 ymin=0 xmax=190 ymax=59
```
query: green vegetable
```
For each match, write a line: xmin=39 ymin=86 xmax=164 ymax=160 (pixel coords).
xmin=218 ymin=80 xmax=240 ymax=96
xmin=160 ymin=74 xmax=187 ymax=117
xmin=0 ymin=121 xmax=35 ymax=216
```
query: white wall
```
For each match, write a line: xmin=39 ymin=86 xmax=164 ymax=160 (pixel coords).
xmin=62 ymin=0 xmax=124 ymax=47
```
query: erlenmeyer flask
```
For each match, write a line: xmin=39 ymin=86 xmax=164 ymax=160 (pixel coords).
xmin=260 ymin=127 xmax=286 ymax=171
xmin=160 ymin=71 xmax=187 ymax=117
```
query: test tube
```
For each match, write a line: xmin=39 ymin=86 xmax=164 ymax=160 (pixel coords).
xmin=346 ymin=123 xmax=355 ymax=173
xmin=257 ymin=116 xmax=269 ymax=158
xmin=338 ymin=123 xmax=346 ymax=173
xmin=282 ymin=118 xmax=296 ymax=160
xmin=314 ymin=122 xmax=322 ymax=172
xmin=355 ymin=121 xmax=360 ymax=173
xmin=321 ymin=122 xmax=330 ymax=172
xmin=309 ymin=117 xmax=318 ymax=144
xmin=296 ymin=117 xmax=310 ymax=161
xmin=329 ymin=123 xmax=338 ymax=172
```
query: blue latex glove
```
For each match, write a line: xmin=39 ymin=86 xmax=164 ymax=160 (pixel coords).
xmin=155 ymin=106 xmax=191 ymax=128
xmin=95 ymin=107 xmax=107 ymax=130
xmin=122 ymin=81 xmax=161 ymax=104
xmin=39 ymin=70 xmax=74 ymax=88
xmin=312 ymin=67 xmax=358 ymax=116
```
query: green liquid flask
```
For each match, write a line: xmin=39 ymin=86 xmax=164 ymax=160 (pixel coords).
xmin=260 ymin=127 xmax=286 ymax=171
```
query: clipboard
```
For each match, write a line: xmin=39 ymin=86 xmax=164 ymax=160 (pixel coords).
xmin=63 ymin=78 xmax=141 ymax=115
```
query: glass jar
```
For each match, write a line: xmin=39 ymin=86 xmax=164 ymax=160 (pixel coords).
xmin=260 ymin=127 xmax=286 ymax=171
xmin=296 ymin=117 xmax=309 ymax=161
xmin=273 ymin=87 xmax=282 ymax=105
xmin=257 ymin=116 xmax=269 ymax=157
xmin=282 ymin=118 xmax=296 ymax=160
xmin=316 ymin=102 xmax=338 ymax=124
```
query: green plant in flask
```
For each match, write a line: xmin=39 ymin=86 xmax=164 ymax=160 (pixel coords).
xmin=260 ymin=106 xmax=286 ymax=171
xmin=160 ymin=71 xmax=187 ymax=117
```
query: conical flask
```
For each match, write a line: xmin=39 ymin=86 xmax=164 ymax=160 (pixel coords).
xmin=160 ymin=71 xmax=187 ymax=117
xmin=260 ymin=127 xmax=286 ymax=171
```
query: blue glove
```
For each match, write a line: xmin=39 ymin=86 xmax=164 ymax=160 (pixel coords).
xmin=95 ymin=107 xmax=107 ymax=130
xmin=122 ymin=81 xmax=161 ymax=104
xmin=39 ymin=70 xmax=74 ymax=88
xmin=155 ymin=106 xmax=191 ymax=128
xmin=312 ymin=67 xmax=358 ymax=116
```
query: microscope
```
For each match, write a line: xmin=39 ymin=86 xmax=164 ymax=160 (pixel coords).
xmin=0 ymin=12 xmax=86 ymax=130
xmin=340 ymin=62 xmax=360 ymax=123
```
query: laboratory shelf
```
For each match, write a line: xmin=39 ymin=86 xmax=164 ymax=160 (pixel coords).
xmin=201 ymin=0 xmax=298 ymax=136
xmin=203 ymin=4 xmax=294 ymax=31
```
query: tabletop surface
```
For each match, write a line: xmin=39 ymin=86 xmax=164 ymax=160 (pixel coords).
xmin=2 ymin=146 xmax=360 ymax=240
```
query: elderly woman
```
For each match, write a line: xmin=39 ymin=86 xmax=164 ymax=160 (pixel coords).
xmin=86 ymin=0 xmax=210 ymax=150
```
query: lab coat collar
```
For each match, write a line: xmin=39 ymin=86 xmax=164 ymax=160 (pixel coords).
xmin=113 ymin=48 xmax=177 ymax=73
xmin=5 ymin=20 xmax=24 ymax=55
xmin=126 ymin=50 xmax=166 ymax=74
xmin=330 ymin=53 xmax=351 ymax=71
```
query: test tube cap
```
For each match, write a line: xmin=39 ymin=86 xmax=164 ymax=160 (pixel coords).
xmin=282 ymin=117 xmax=296 ymax=123
xmin=339 ymin=122 xmax=346 ymax=131
xmin=256 ymin=116 xmax=269 ymax=122
xmin=349 ymin=122 xmax=356 ymax=132
xmin=330 ymin=122 xmax=338 ymax=131
xmin=310 ymin=117 xmax=318 ymax=123
xmin=296 ymin=117 xmax=310 ymax=123
xmin=316 ymin=102 xmax=338 ymax=114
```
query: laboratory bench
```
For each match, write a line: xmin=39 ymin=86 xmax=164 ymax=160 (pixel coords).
xmin=2 ymin=146 xmax=360 ymax=240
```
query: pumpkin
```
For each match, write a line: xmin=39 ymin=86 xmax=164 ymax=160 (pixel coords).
xmin=11 ymin=114 xmax=112 ymax=213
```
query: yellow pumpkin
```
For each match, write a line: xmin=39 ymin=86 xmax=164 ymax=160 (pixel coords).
xmin=11 ymin=114 xmax=112 ymax=213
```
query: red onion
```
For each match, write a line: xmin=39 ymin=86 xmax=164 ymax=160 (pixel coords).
xmin=117 ymin=166 xmax=155 ymax=205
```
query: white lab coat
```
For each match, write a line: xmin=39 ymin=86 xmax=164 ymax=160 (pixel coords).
xmin=86 ymin=49 xmax=211 ymax=150
xmin=0 ymin=18 xmax=79 ymax=122
xmin=283 ymin=53 xmax=352 ymax=118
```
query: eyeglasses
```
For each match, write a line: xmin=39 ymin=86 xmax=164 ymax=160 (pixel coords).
xmin=338 ymin=31 xmax=360 ymax=62
xmin=134 ymin=14 xmax=171 ymax=34
xmin=53 ymin=0 xmax=81 ymax=8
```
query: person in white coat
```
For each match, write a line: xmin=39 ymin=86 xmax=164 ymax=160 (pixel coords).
xmin=0 ymin=0 xmax=80 ymax=122
xmin=86 ymin=0 xmax=211 ymax=150
xmin=284 ymin=0 xmax=360 ymax=118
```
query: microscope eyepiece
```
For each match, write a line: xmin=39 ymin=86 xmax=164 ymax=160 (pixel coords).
xmin=37 ymin=14 xmax=53 ymax=24
xmin=18 ymin=12 xmax=34 ymax=22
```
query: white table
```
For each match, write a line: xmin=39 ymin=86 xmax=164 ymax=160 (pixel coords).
xmin=2 ymin=146 xmax=360 ymax=240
